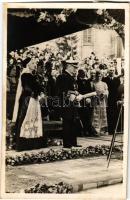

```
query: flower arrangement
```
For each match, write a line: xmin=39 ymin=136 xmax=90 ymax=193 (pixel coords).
xmin=36 ymin=9 xmax=77 ymax=25
xmin=6 ymin=145 xmax=122 ymax=166
xmin=25 ymin=182 xmax=73 ymax=193
xmin=9 ymin=9 xmax=124 ymax=40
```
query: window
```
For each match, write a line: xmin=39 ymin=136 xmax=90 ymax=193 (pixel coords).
xmin=83 ymin=29 xmax=92 ymax=45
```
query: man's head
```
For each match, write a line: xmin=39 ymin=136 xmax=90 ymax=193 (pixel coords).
xmin=90 ymin=69 xmax=96 ymax=81
xmin=78 ymin=69 xmax=86 ymax=79
xmin=65 ymin=58 xmax=79 ymax=76
xmin=108 ymin=67 xmax=115 ymax=77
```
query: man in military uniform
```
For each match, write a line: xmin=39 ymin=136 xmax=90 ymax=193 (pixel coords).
xmin=56 ymin=58 xmax=82 ymax=148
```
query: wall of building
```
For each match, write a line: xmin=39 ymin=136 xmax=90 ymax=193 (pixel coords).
xmin=77 ymin=28 xmax=124 ymax=61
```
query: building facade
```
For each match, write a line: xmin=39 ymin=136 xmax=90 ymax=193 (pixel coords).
xmin=77 ymin=27 xmax=124 ymax=61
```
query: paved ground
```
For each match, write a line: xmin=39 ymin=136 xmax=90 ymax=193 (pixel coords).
xmin=6 ymin=156 xmax=123 ymax=193
xmin=6 ymin=134 xmax=123 ymax=157
xmin=5 ymin=135 xmax=123 ymax=194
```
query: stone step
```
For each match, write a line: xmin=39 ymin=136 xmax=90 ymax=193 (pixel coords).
xmin=6 ymin=157 xmax=123 ymax=193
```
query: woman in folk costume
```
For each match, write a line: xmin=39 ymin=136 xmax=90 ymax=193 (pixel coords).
xmin=92 ymin=70 xmax=108 ymax=136
xmin=12 ymin=58 xmax=45 ymax=151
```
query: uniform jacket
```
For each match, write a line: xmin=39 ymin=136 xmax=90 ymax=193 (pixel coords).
xmin=56 ymin=71 xmax=78 ymax=119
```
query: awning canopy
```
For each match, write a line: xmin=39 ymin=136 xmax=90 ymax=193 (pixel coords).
xmin=7 ymin=9 xmax=124 ymax=52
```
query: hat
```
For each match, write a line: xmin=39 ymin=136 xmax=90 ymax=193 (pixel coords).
xmin=65 ymin=57 xmax=79 ymax=66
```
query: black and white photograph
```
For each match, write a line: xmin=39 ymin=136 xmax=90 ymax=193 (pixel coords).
xmin=1 ymin=2 xmax=129 ymax=199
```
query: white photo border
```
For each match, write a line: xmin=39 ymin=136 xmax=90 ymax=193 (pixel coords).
xmin=1 ymin=2 xmax=129 ymax=199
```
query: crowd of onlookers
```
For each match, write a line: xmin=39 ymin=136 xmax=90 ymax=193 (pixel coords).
xmin=7 ymin=47 xmax=124 ymax=137
xmin=7 ymin=47 xmax=124 ymax=93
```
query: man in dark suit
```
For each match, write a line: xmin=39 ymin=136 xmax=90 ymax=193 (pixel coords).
xmin=77 ymin=69 xmax=98 ymax=137
xmin=102 ymin=67 xmax=120 ymax=135
xmin=56 ymin=58 xmax=82 ymax=148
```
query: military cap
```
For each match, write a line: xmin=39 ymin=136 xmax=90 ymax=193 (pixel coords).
xmin=65 ymin=57 xmax=79 ymax=67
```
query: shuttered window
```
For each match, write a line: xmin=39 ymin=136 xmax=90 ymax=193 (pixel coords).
xmin=83 ymin=29 xmax=92 ymax=45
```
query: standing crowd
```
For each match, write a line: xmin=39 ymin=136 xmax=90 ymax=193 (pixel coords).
xmin=7 ymin=47 xmax=124 ymax=151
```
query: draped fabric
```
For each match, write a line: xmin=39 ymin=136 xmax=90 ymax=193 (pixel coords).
xmin=20 ymin=97 xmax=43 ymax=138
xmin=12 ymin=65 xmax=32 ymax=123
xmin=92 ymin=81 xmax=108 ymax=134
xmin=92 ymin=106 xmax=108 ymax=134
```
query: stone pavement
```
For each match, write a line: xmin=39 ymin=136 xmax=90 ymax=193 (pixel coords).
xmin=6 ymin=135 xmax=123 ymax=193
xmin=6 ymin=134 xmax=123 ymax=157
xmin=6 ymin=157 xmax=123 ymax=193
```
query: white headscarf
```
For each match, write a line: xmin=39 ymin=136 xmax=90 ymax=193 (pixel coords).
xmin=12 ymin=60 xmax=36 ymax=122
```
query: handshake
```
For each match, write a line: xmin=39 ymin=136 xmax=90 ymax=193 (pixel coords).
xmin=75 ymin=95 xmax=91 ymax=104
xmin=67 ymin=91 xmax=97 ymax=103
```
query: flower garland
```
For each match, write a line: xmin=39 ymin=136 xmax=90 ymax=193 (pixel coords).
xmin=9 ymin=9 xmax=124 ymax=38
xmin=37 ymin=9 xmax=77 ymax=25
xmin=95 ymin=9 xmax=124 ymax=41
xmin=6 ymin=145 xmax=122 ymax=166
xmin=25 ymin=182 xmax=73 ymax=193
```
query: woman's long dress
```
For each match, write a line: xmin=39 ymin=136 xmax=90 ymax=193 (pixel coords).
xmin=14 ymin=73 xmax=45 ymax=151
xmin=92 ymin=81 xmax=108 ymax=135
